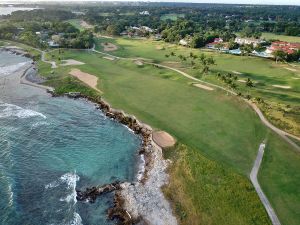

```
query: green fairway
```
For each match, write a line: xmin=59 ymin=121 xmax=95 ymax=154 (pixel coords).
xmin=262 ymin=32 xmax=300 ymax=43
xmin=160 ymin=13 xmax=185 ymax=21
xmin=95 ymin=37 xmax=300 ymax=135
xmin=36 ymin=48 xmax=300 ymax=225
xmin=259 ymin=133 xmax=300 ymax=225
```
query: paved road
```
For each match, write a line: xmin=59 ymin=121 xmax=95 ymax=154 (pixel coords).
xmin=250 ymin=143 xmax=281 ymax=225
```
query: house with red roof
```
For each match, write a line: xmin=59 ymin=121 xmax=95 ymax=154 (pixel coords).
xmin=266 ymin=41 xmax=300 ymax=55
xmin=206 ymin=38 xmax=228 ymax=50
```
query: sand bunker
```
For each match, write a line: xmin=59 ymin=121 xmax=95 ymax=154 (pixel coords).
xmin=232 ymin=71 xmax=242 ymax=75
xmin=193 ymin=83 xmax=214 ymax=91
xmin=134 ymin=60 xmax=144 ymax=66
xmin=60 ymin=59 xmax=85 ymax=66
xmin=238 ymin=79 xmax=246 ymax=83
xmin=80 ymin=20 xmax=93 ymax=29
xmin=285 ymin=67 xmax=297 ymax=72
xmin=152 ymin=131 xmax=176 ymax=148
xmin=101 ymin=42 xmax=118 ymax=52
xmin=69 ymin=68 xmax=101 ymax=92
xmin=272 ymin=85 xmax=291 ymax=89
xmin=103 ymin=56 xmax=115 ymax=61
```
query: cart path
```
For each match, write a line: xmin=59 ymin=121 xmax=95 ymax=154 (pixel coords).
xmin=250 ymin=143 xmax=281 ymax=225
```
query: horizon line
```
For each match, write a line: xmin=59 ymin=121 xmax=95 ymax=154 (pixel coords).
xmin=0 ymin=0 xmax=299 ymax=7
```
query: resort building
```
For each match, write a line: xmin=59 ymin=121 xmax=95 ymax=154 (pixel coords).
xmin=206 ymin=38 xmax=228 ymax=50
xmin=234 ymin=37 xmax=265 ymax=47
xmin=266 ymin=41 xmax=300 ymax=55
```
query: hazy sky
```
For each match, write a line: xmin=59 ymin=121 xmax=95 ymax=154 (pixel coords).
xmin=0 ymin=0 xmax=300 ymax=5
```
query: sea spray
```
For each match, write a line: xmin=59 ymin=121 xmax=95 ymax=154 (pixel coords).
xmin=0 ymin=103 xmax=47 ymax=119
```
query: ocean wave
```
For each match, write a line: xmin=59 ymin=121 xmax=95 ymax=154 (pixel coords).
xmin=0 ymin=62 xmax=28 ymax=76
xmin=0 ymin=103 xmax=47 ymax=119
xmin=46 ymin=172 xmax=80 ymax=204
xmin=69 ymin=212 xmax=83 ymax=225
xmin=31 ymin=121 xmax=50 ymax=128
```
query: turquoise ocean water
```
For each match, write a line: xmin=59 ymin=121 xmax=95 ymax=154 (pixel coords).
xmin=0 ymin=52 xmax=141 ymax=225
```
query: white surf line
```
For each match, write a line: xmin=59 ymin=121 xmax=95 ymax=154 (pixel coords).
xmin=250 ymin=143 xmax=281 ymax=225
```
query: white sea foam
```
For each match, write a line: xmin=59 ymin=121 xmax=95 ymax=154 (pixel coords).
xmin=7 ymin=184 xmax=14 ymax=207
xmin=45 ymin=180 xmax=60 ymax=189
xmin=0 ymin=103 xmax=46 ymax=119
xmin=137 ymin=154 xmax=145 ymax=181
xmin=69 ymin=212 xmax=83 ymax=225
xmin=60 ymin=172 xmax=79 ymax=204
xmin=0 ymin=62 xmax=27 ymax=76
xmin=46 ymin=172 xmax=80 ymax=204
xmin=31 ymin=121 xmax=50 ymax=128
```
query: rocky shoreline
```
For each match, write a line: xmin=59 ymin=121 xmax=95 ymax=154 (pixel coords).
xmin=15 ymin=48 xmax=178 ymax=225
xmin=76 ymin=96 xmax=178 ymax=225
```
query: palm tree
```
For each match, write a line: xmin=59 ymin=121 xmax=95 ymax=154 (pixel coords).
xmin=273 ymin=50 xmax=286 ymax=63
xmin=246 ymin=78 xmax=254 ymax=88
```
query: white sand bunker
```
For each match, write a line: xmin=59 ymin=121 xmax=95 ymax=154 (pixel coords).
xmin=80 ymin=20 xmax=93 ymax=29
xmin=101 ymin=42 xmax=118 ymax=52
xmin=60 ymin=59 xmax=85 ymax=66
xmin=103 ymin=56 xmax=115 ymax=61
xmin=285 ymin=67 xmax=297 ymax=72
xmin=232 ymin=70 xmax=242 ymax=75
xmin=272 ymin=85 xmax=291 ymax=89
xmin=238 ymin=79 xmax=246 ymax=83
xmin=69 ymin=68 xmax=101 ymax=92
xmin=134 ymin=60 xmax=143 ymax=66
xmin=193 ymin=83 xmax=214 ymax=91
xmin=152 ymin=131 xmax=176 ymax=148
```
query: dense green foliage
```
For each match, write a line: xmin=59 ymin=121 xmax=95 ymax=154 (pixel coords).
xmin=164 ymin=145 xmax=272 ymax=225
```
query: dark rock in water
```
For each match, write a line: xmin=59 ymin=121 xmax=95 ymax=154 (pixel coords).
xmin=107 ymin=192 xmax=135 ymax=225
xmin=66 ymin=92 xmax=81 ymax=98
xmin=76 ymin=181 xmax=122 ymax=203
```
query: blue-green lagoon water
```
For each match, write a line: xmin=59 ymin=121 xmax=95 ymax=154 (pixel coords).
xmin=0 ymin=52 xmax=141 ymax=225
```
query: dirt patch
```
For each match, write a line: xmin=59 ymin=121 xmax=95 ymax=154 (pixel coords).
xmin=152 ymin=131 xmax=176 ymax=148
xmin=101 ymin=42 xmax=118 ymax=52
xmin=103 ymin=56 xmax=115 ymax=61
xmin=69 ymin=68 xmax=101 ymax=92
xmin=272 ymin=85 xmax=291 ymax=89
xmin=193 ymin=83 xmax=214 ymax=91
xmin=60 ymin=59 xmax=85 ymax=66
xmin=156 ymin=45 xmax=165 ymax=50
xmin=80 ymin=20 xmax=93 ymax=29
xmin=285 ymin=67 xmax=297 ymax=72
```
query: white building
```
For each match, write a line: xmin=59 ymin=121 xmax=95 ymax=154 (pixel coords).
xmin=234 ymin=37 xmax=265 ymax=47
xmin=139 ymin=11 xmax=150 ymax=15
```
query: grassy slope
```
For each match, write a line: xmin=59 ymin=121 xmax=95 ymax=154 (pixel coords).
xmin=262 ymin=32 xmax=300 ymax=42
xmin=67 ymin=19 xmax=85 ymax=31
xmin=259 ymin=134 xmax=300 ymax=225
xmin=37 ymin=49 xmax=300 ymax=225
xmin=164 ymin=145 xmax=271 ymax=225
